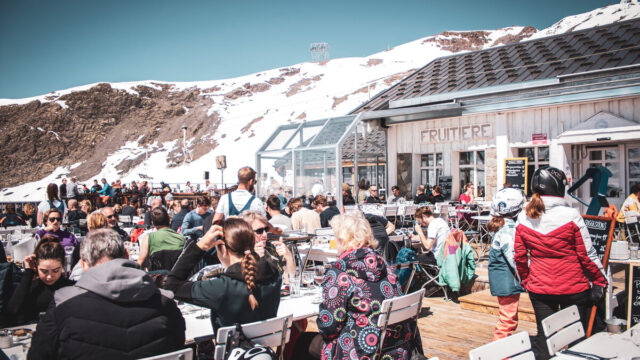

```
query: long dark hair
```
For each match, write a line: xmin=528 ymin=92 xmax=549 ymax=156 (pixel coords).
xmin=222 ymin=218 xmax=259 ymax=310
xmin=35 ymin=235 xmax=66 ymax=267
xmin=46 ymin=183 xmax=60 ymax=203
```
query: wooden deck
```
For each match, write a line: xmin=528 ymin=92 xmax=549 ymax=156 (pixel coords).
xmin=459 ymin=290 xmax=536 ymax=322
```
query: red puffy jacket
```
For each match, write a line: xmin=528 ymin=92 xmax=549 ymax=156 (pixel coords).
xmin=515 ymin=196 xmax=606 ymax=295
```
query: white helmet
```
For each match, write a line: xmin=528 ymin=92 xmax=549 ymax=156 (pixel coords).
xmin=227 ymin=346 xmax=276 ymax=360
xmin=491 ymin=188 xmax=525 ymax=217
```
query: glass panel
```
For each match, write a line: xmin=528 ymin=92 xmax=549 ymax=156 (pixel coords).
xmin=426 ymin=154 xmax=434 ymax=167
xmin=476 ymin=169 xmax=486 ymax=198
xmin=525 ymin=165 xmax=535 ymax=196
xmin=589 ymin=151 xmax=602 ymax=161
xmin=436 ymin=153 xmax=443 ymax=166
xmin=427 ymin=170 xmax=436 ymax=187
xmin=460 ymin=169 xmax=472 ymax=197
xmin=477 ymin=151 xmax=485 ymax=168
xmin=257 ymin=149 xmax=293 ymax=198
xmin=605 ymin=150 xmax=618 ymax=160
xmin=630 ymin=161 xmax=640 ymax=179
xmin=518 ymin=148 xmax=535 ymax=162
xmin=264 ymin=128 xmax=297 ymax=151
xmin=604 ymin=162 xmax=622 ymax=198
xmin=309 ymin=116 xmax=354 ymax=146
xmin=397 ymin=154 xmax=412 ymax=199
xmin=459 ymin=151 xmax=473 ymax=166
xmin=420 ymin=154 xmax=430 ymax=168
xmin=421 ymin=169 xmax=428 ymax=186
xmin=538 ymin=147 xmax=550 ymax=162
xmin=294 ymin=149 xmax=337 ymax=198
xmin=629 ymin=148 xmax=640 ymax=159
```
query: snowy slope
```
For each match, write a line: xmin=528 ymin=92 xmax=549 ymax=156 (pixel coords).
xmin=1 ymin=2 xmax=639 ymax=202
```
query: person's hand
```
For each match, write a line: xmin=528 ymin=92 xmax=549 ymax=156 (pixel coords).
xmin=23 ymin=254 xmax=36 ymax=270
xmin=254 ymin=240 xmax=265 ymax=257
xmin=414 ymin=223 xmax=423 ymax=235
xmin=273 ymin=238 xmax=291 ymax=258
xmin=197 ymin=225 xmax=203 ymax=231
xmin=197 ymin=225 xmax=223 ymax=251
xmin=590 ymin=285 xmax=605 ymax=304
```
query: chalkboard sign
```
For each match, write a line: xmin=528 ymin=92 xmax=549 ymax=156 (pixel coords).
xmin=582 ymin=215 xmax=615 ymax=263
xmin=438 ymin=176 xmax=452 ymax=201
xmin=628 ymin=264 xmax=640 ymax=328
xmin=504 ymin=158 xmax=528 ymax=192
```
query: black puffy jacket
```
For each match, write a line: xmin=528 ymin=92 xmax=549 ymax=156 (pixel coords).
xmin=27 ymin=259 xmax=185 ymax=360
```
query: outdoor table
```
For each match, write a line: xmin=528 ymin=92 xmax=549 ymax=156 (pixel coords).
xmin=278 ymin=233 xmax=314 ymax=271
xmin=277 ymin=287 xmax=321 ymax=321
xmin=1 ymin=323 xmax=36 ymax=358
xmin=551 ymin=323 xmax=640 ymax=359
xmin=298 ymin=243 xmax=338 ymax=264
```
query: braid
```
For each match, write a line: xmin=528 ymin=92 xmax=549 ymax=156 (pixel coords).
xmin=242 ymin=251 xmax=259 ymax=310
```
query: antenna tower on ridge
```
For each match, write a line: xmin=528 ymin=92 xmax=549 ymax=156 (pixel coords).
xmin=309 ymin=42 xmax=330 ymax=62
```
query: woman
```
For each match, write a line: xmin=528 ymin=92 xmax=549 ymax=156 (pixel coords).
xmin=357 ymin=179 xmax=369 ymax=204
xmin=37 ymin=183 xmax=66 ymax=226
xmin=22 ymin=203 xmax=38 ymax=228
xmin=240 ymin=211 xmax=295 ymax=279
xmin=86 ymin=212 xmax=108 ymax=231
xmin=515 ymin=167 xmax=606 ymax=358
xmin=6 ymin=236 xmax=74 ymax=323
xmin=165 ymin=218 xmax=282 ymax=332
xmin=35 ymin=209 xmax=77 ymax=248
xmin=80 ymin=200 xmax=92 ymax=216
xmin=487 ymin=188 xmax=525 ymax=340
xmin=296 ymin=213 xmax=419 ymax=359
xmin=429 ymin=185 xmax=445 ymax=204
xmin=458 ymin=182 xmax=475 ymax=205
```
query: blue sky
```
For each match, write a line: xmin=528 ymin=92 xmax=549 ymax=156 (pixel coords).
xmin=0 ymin=0 xmax=615 ymax=99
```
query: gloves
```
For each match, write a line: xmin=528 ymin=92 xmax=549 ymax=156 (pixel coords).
xmin=590 ymin=285 xmax=605 ymax=304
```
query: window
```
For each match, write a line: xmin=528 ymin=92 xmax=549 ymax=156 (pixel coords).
xmin=459 ymin=151 xmax=485 ymax=198
xmin=517 ymin=147 xmax=549 ymax=195
xmin=397 ymin=154 xmax=412 ymax=198
xmin=629 ymin=146 xmax=640 ymax=191
xmin=420 ymin=153 xmax=443 ymax=187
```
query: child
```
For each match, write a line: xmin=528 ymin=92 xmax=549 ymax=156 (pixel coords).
xmin=487 ymin=188 xmax=525 ymax=340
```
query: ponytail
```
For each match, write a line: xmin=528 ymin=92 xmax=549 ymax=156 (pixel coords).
xmin=526 ymin=193 xmax=545 ymax=220
xmin=486 ymin=216 xmax=505 ymax=232
xmin=242 ymin=250 xmax=259 ymax=310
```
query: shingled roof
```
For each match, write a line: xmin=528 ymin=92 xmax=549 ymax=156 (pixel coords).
xmin=351 ymin=18 xmax=640 ymax=113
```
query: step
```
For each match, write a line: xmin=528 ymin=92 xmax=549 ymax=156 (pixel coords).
xmin=458 ymin=289 xmax=536 ymax=322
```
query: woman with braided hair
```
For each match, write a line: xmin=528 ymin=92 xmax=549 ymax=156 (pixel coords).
xmin=166 ymin=217 xmax=282 ymax=332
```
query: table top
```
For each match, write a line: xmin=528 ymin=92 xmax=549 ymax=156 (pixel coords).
xmin=552 ymin=329 xmax=640 ymax=360
xmin=472 ymin=215 xmax=493 ymax=222
xmin=277 ymin=287 xmax=321 ymax=321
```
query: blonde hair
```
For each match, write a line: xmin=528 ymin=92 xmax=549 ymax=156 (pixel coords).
xmin=239 ymin=210 xmax=269 ymax=227
xmin=87 ymin=212 xmax=108 ymax=231
xmin=329 ymin=213 xmax=378 ymax=252
xmin=80 ymin=200 xmax=92 ymax=212
xmin=24 ymin=203 xmax=35 ymax=216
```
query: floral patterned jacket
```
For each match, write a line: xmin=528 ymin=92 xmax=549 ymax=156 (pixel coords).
xmin=317 ymin=247 xmax=417 ymax=360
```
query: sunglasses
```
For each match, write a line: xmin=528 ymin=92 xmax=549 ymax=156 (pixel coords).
xmin=106 ymin=214 xmax=116 ymax=219
xmin=48 ymin=217 xmax=61 ymax=223
xmin=254 ymin=226 xmax=269 ymax=235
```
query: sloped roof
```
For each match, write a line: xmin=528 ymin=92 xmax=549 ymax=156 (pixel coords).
xmin=352 ymin=18 xmax=640 ymax=113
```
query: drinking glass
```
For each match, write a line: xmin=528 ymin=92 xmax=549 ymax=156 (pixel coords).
xmin=302 ymin=271 xmax=314 ymax=289
xmin=290 ymin=275 xmax=301 ymax=298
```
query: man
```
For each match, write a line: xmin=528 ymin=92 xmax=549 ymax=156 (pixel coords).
xmin=213 ymin=166 xmax=265 ymax=222
xmin=342 ymin=183 xmax=355 ymax=205
xmin=414 ymin=185 xmax=430 ymax=204
xmin=66 ymin=199 xmax=86 ymax=224
xmin=289 ymin=197 xmax=321 ymax=234
xmin=59 ymin=178 xmax=67 ymax=200
xmin=312 ymin=195 xmax=340 ymax=228
xmin=137 ymin=207 xmax=185 ymax=270
xmin=121 ymin=199 xmax=137 ymax=218
xmin=144 ymin=198 xmax=163 ymax=228
xmin=182 ymin=196 xmax=213 ymax=244
xmin=97 ymin=178 xmax=111 ymax=205
xmin=410 ymin=206 xmax=451 ymax=265
xmin=90 ymin=179 xmax=102 ymax=193
xmin=266 ymin=195 xmax=292 ymax=231
xmin=387 ymin=185 xmax=402 ymax=204
xmin=66 ymin=177 xmax=80 ymax=201
xmin=170 ymin=199 xmax=190 ymax=232
xmin=363 ymin=212 xmax=396 ymax=253
xmin=28 ymin=229 xmax=185 ymax=359
xmin=365 ymin=185 xmax=383 ymax=203
xmin=101 ymin=207 xmax=130 ymax=242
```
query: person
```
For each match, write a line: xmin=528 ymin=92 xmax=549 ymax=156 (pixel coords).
xmin=387 ymin=185 xmax=402 ymax=204
xmin=293 ymin=213 xmax=419 ymax=359
xmin=170 ymin=199 xmax=190 ymax=232
xmin=97 ymin=178 xmax=112 ymax=205
xmin=121 ymin=199 xmax=137 ymax=218
xmin=429 ymin=185 xmax=445 ymax=204
xmin=312 ymin=195 xmax=340 ymax=228
xmin=113 ymin=204 xmax=122 ymax=215
xmin=414 ymin=185 xmax=430 ymax=204
xmin=487 ymin=188 xmax=526 ymax=340
xmin=22 ymin=203 xmax=37 ymax=228
xmin=144 ymin=197 xmax=164 ymax=228
xmin=165 ymin=217 xmax=281 ymax=333
xmin=616 ymin=183 xmax=640 ymax=242
xmin=66 ymin=199 xmax=85 ymax=223
xmin=411 ymin=206 xmax=450 ymax=265
xmin=459 ymin=182 xmax=475 ymax=204
xmin=266 ymin=195 xmax=292 ymax=231
xmin=79 ymin=200 xmax=92 ymax=216
xmin=86 ymin=212 xmax=108 ymax=231
xmin=37 ymin=183 xmax=66 ymax=226
xmin=139 ymin=180 xmax=150 ymax=196
xmin=0 ymin=203 xmax=26 ymax=227
xmin=240 ymin=211 xmax=295 ymax=277
xmin=182 ymin=196 xmax=212 ymax=244
xmin=363 ymin=212 xmax=395 ymax=253
xmin=59 ymin=178 xmax=68 ymax=200
xmin=356 ymin=179 xmax=369 ymax=204
xmin=35 ymin=209 xmax=77 ymax=248
xmin=137 ymin=207 xmax=185 ymax=270
xmin=342 ymin=183 xmax=355 ymax=205
xmin=214 ymin=166 xmax=265 ymax=222
xmin=90 ymin=179 xmax=102 ymax=193
xmin=66 ymin=176 xmax=80 ymax=201
xmin=101 ymin=207 xmax=130 ymax=242
xmin=6 ymin=237 xmax=74 ymax=324
xmin=289 ymin=197 xmax=321 ymax=233
xmin=28 ymin=229 xmax=185 ymax=359
xmin=515 ymin=167 xmax=607 ymax=359
xmin=365 ymin=185 xmax=383 ymax=203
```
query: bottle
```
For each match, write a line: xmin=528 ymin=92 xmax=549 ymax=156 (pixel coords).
xmin=5 ymin=234 xmax=13 ymax=263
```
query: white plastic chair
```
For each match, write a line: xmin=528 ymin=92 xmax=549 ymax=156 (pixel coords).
xmin=541 ymin=305 xmax=584 ymax=356
xmin=375 ymin=289 xmax=425 ymax=358
xmin=214 ymin=314 xmax=293 ymax=360
xmin=20 ymin=228 xmax=38 ymax=235
xmin=138 ymin=348 xmax=193 ymax=360
xmin=314 ymin=227 xmax=334 ymax=236
xmin=343 ymin=205 xmax=359 ymax=214
xmin=384 ymin=205 xmax=398 ymax=224
xmin=468 ymin=331 xmax=534 ymax=360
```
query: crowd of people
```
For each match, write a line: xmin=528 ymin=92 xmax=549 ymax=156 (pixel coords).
xmin=0 ymin=165 xmax=631 ymax=360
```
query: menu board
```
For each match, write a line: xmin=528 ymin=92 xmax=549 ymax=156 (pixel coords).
xmin=582 ymin=215 xmax=615 ymax=262
xmin=438 ymin=176 xmax=452 ymax=201
xmin=504 ymin=158 xmax=528 ymax=192
xmin=628 ymin=264 xmax=640 ymax=328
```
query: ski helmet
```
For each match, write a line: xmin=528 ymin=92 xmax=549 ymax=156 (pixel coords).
xmin=531 ymin=167 xmax=567 ymax=197
xmin=491 ymin=188 xmax=525 ymax=217
xmin=226 ymin=346 xmax=276 ymax=360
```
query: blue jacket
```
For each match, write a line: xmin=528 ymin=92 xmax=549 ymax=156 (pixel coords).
xmin=181 ymin=210 xmax=212 ymax=242
xmin=488 ymin=218 xmax=524 ymax=297
xmin=97 ymin=182 xmax=111 ymax=196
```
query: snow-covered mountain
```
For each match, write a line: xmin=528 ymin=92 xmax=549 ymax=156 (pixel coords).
xmin=1 ymin=1 xmax=639 ymax=202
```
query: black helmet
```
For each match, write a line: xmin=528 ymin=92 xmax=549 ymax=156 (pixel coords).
xmin=531 ymin=167 xmax=567 ymax=197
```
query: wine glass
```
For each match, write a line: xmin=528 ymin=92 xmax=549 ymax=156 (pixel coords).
xmin=312 ymin=265 xmax=326 ymax=303
xmin=302 ymin=271 xmax=314 ymax=289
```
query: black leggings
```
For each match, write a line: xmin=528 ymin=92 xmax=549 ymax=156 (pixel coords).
xmin=528 ymin=290 xmax=591 ymax=360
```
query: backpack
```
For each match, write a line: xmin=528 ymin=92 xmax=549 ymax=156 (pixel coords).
xmin=395 ymin=247 xmax=418 ymax=289
xmin=48 ymin=200 xmax=65 ymax=214
xmin=224 ymin=323 xmax=276 ymax=360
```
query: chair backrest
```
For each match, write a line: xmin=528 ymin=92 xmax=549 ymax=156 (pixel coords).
xmin=138 ymin=348 xmax=193 ymax=360
xmin=404 ymin=205 xmax=417 ymax=217
xmin=375 ymin=289 xmax=425 ymax=357
xmin=314 ymin=227 xmax=334 ymax=236
xmin=541 ymin=305 xmax=584 ymax=356
xmin=214 ymin=315 xmax=293 ymax=360
xmin=20 ymin=228 xmax=37 ymax=235
xmin=468 ymin=331 xmax=534 ymax=360
xmin=0 ymin=229 xmax=14 ymax=236
xmin=344 ymin=205 xmax=359 ymax=214
xmin=385 ymin=205 xmax=398 ymax=217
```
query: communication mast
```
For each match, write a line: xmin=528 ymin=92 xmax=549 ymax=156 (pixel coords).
xmin=309 ymin=42 xmax=330 ymax=62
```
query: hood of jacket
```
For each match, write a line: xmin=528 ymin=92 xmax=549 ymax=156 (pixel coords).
xmin=76 ymin=258 xmax=164 ymax=302
xmin=337 ymin=247 xmax=388 ymax=282
xmin=223 ymin=256 xmax=281 ymax=285
xmin=541 ymin=195 xmax=569 ymax=210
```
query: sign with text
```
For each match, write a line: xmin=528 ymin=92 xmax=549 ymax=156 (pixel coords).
xmin=421 ymin=123 xmax=492 ymax=144
xmin=438 ymin=175 xmax=452 ymax=201
xmin=628 ymin=264 xmax=640 ymax=328
xmin=532 ymin=133 xmax=548 ymax=145
xmin=504 ymin=158 xmax=528 ymax=192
